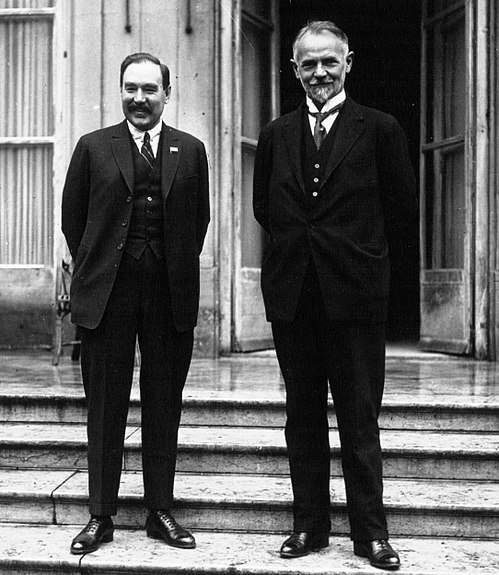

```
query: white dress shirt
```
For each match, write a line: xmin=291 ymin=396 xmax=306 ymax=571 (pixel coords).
xmin=127 ymin=120 xmax=162 ymax=157
xmin=307 ymin=89 xmax=346 ymax=136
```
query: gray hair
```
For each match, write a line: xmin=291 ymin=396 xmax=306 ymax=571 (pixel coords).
xmin=292 ymin=20 xmax=349 ymax=60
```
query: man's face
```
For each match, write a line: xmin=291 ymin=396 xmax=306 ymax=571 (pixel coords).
xmin=292 ymin=31 xmax=353 ymax=108
xmin=121 ymin=60 xmax=170 ymax=131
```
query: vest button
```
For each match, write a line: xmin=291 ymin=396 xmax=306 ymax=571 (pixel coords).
xmin=121 ymin=220 xmax=128 ymax=227
xmin=147 ymin=196 xmax=153 ymax=202
xmin=312 ymin=191 xmax=318 ymax=197
xmin=313 ymin=177 xmax=319 ymax=183
xmin=315 ymin=163 xmax=320 ymax=169
xmin=117 ymin=242 xmax=124 ymax=250
xmin=126 ymin=196 xmax=132 ymax=203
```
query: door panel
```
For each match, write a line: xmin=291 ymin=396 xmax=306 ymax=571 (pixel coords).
xmin=421 ymin=270 xmax=469 ymax=353
xmin=0 ymin=1 xmax=57 ymax=346
xmin=233 ymin=0 xmax=278 ymax=351
xmin=420 ymin=0 xmax=472 ymax=354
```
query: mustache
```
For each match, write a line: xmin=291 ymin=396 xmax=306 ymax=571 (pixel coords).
xmin=128 ymin=103 xmax=151 ymax=113
xmin=309 ymin=81 xmax=335 ymax=86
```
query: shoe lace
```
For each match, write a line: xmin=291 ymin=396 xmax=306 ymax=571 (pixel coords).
xmin=156 ymin=511 xmax=178 ymax=530
xmin=372 ymin=539 xmax=395 ymax=557
xmin=85 ymin=517 xmax=105 ymax=535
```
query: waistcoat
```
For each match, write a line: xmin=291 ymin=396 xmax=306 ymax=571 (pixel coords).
xmin=301 ymin=107 xmax=342 ymax=198
xmin=125 ymin=136 xmax=164 ymax=260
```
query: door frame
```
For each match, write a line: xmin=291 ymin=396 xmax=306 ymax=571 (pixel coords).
xmin=217 ymin=0 xmax=279 ymax=354
xmin=419 ymin=0 xmax=491 ymax=358
xmin=491 ymin=0 xmax=499 ymax=361
xmin=217 ymin=0 xmax=236 ymax=354
xmin=473 ymin=0 xmax=492 ymax=359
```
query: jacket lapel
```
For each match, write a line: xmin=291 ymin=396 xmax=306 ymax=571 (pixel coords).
xmin=160 ymin=124 xmax=180 ymax=203
xmin=282 ymin=106 xmax=306 ymax=194
xmin=320 ymin=97 xmax=366 ymax=190
xmin=110 ymin=121 xmax=134 ymax=194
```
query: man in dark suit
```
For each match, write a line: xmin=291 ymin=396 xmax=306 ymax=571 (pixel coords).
xmin=253 ymin=21 xmax=417 ymax=570
xmin=62 ymin=52 xmax=210 ymax=554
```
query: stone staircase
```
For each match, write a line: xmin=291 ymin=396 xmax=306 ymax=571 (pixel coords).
xmin=0 ymin=351 xmax=498 ymax=574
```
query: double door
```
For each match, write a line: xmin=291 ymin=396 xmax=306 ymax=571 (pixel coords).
xmin=231 ymin=0 xmax=489 ymax=357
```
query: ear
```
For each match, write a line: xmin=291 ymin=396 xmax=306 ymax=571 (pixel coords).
xmin=346 ymin=51 xmax=354 ymax=73
xmin=290 ymin=58 xmax=300 ymax=79
xmin=164 ymin=85 xmax=172 ymax=103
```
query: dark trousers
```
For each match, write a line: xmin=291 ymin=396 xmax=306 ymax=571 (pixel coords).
xmin=271 ymin=267 xmax=389 ymax=541
xmin=80 ymin=248 xmax=193 ymax=516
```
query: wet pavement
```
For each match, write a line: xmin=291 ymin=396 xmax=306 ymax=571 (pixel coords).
xmin=0 ymin=346 xmax=497 ymax=407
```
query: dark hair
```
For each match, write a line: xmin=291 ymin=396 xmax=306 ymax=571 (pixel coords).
xmin=292 ymin=20 xmax=349 ymax=60
xmin=120 ymin=52 xmax=170 ymax=89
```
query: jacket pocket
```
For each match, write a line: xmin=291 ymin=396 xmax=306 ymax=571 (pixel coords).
xmin=353 ymin=240 xmax=388 ymax=259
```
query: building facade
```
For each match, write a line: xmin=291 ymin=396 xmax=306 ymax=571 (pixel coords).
xmin=0 ymin=0 xmax=498 ymax=359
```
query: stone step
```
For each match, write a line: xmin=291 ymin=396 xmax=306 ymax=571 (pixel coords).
xmin=0 ymin=423 xmax=497 ymax=481
xmin=2 ymin=352 xmax=498 ymax=431
xmin=1 ymin=391 xmax=498 ymax=432
xmin=1 ymin=469 xmax=497 ymax=539
xmin=1 ymin=525 xmax=498 ymax=575
xmin=182 ymin=396 xmax=499 ymax=432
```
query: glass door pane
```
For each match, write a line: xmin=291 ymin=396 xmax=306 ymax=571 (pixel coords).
xmin=233 ymin=0 xmax=277 ymax=351
xmin=0 ymin=12 xmax=54 ymax=265
xmin=420 ymin=0 xmax=472 ymax=354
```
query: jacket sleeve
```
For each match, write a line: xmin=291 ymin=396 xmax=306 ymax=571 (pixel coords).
xmin=376 ymin=115 xmax=419 ymax=244
xmin=253 ymin=124 xmax=273 ymax=234
xmin=196 ymin=142 xmax=210 ymax=255
xmin=61 ymin=137 xmax=90 ymax=261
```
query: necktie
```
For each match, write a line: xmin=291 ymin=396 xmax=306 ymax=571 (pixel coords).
xmin=141 ymin=132 xmax=155 ymax=167
xmin=309 ymin=102 xmax=344 ymax=149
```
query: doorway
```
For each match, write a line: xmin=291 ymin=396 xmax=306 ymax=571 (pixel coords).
xmin=279 ymin=0 xmax=422 ymax=343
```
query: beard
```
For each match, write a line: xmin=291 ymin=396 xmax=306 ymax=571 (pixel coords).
xmin=307 ymin=83 xmax=337 ymax=105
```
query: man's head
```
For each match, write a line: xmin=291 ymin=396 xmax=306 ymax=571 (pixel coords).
xmin=120 ymin=52 xmax=171 ymax=131
xmin=291 ymin=21 xmax=353 ymax=109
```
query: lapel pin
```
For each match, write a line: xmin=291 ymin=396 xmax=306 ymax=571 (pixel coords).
xmin=170 ymin=146 xmax=179 ymax=153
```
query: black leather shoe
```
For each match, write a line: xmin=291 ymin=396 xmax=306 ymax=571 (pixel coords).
xmin=146 ymin=510 xmax=196 ymax=549
xmin=280 ymin=531 xmax=329 ymax=558
xmin=70 ymin=516 xmax=114 ymax=555
xmin=354 ymin=540 xmax=400 ymax=570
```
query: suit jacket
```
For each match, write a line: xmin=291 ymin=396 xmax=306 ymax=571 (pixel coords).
xmin=253 ymin=97 xmax=418 ymax=324
xmin=62 ymin=120 xmax=210 ymax=331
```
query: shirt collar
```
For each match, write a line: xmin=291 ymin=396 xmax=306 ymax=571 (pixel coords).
xmin=307 ymin=90 xmax=346 ymax=114
xmin=126 ymin=120 xmax=162 ymax=143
